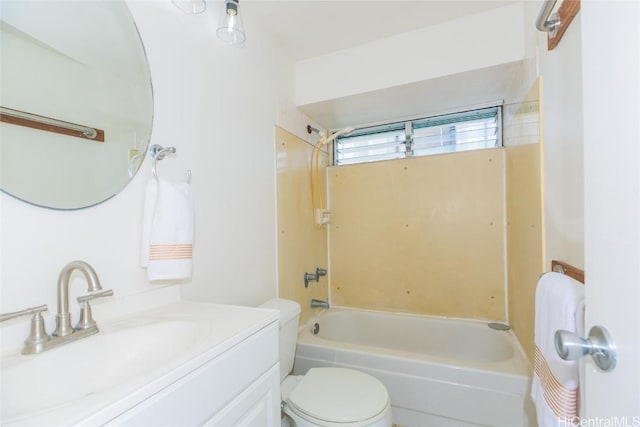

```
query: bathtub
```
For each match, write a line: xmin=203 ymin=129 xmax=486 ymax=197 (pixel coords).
xmin=293 ymin=308 xmax=536 ymax=427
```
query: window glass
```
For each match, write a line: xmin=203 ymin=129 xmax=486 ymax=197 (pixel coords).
xmin=335 ymin=106 xmax=501 ymax=165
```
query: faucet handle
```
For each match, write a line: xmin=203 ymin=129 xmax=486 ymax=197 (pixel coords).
xmin=23 ymin=309 xmax=52 ymax=354
xmin=0 ymin=304 xmax=48 ymax=323
xmin=76 ymin=289 xmax=113 ymax=331
xmin=77 ymin=289 xmax=114 ymax=304
xmin=304 ymin=272 xmax=318 ymax=288
xmin=0 ymin=305 xmax=51 ymax=355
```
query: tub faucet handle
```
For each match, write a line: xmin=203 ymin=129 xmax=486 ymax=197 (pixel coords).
xmin=304 ymin=268 xmax=328 ymax=288
xmin=304 ymin=272 xmax=318 ymax=288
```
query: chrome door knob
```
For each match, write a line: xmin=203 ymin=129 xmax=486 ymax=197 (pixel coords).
xmin=555 ymin=326 xmax=616 ymax=372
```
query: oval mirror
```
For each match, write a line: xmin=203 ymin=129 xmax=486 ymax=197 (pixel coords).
xmin=0 ymin=1 xmax=153 ymax=210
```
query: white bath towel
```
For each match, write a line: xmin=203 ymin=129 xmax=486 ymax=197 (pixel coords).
xmin=531 ymin=272 xmax=584 ymax=427
xmin=141 ymin=178 xmax=194 ymax=281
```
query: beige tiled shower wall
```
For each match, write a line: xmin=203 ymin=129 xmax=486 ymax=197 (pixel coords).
xmin=505 ymin=81 xmax=544 ymax=363
xmin=506 ymin=143 xmax=543 ymax=362
xmin=327 ymin=148 xmax=507 ymax=321
xmin=276 ymin=93 xmax=542 ymax=363
xmin=275 ymin=127 xmax=329 ymax=324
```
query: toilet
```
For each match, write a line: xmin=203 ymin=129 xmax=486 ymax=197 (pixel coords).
xmin=260 ymin=298 xmax=392 ymax=427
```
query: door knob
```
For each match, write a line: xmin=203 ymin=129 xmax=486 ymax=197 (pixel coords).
xmin=554 ymin=325 xmax=616 ymax=371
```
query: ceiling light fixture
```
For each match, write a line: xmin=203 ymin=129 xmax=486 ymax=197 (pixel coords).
xmin=216 ymin=0 xmax=246 ymax=46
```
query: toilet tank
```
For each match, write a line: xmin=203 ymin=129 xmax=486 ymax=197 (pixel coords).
xmin=259 ymin=298 xmax=300 ymax=382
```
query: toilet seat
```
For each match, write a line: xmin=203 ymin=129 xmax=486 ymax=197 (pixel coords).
xmin=286 ymin=368 xmax=390 ymax=426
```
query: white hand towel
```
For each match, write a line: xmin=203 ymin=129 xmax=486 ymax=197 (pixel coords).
xmin=140 ymin=179 xmax=158 ymax=269
xmin=141 ymin=178 xmax=194 ymax=281
xmin=531 ymin=272 xmax=584 ymax=427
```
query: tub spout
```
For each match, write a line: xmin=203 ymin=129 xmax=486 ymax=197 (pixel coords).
xmin=310 ymin=299 xmax=329 ymax=309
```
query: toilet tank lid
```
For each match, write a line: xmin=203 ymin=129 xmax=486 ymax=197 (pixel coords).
xmin=259 ymin=298 xmax=300 ymax=325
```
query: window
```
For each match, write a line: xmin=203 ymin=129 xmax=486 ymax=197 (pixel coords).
xmin=334 ymin=106 xmax=502 ymax=166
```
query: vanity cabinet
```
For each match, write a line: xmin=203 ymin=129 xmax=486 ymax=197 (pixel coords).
xmin=108 ymin=321 xmax=280 ymax=426
xmin=1 ymin=300 xmax=279 ymax=426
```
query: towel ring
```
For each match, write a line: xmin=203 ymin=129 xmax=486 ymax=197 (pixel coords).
xmin=149 ymin=144 xmax=191 ymax=183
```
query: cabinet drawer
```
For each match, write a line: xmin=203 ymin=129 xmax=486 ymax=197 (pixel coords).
xmin=204 ymin=364 xmax=280 ymax=427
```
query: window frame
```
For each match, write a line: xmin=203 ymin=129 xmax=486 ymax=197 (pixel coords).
xmin=333 ymin=104 xmax=503 ymax=166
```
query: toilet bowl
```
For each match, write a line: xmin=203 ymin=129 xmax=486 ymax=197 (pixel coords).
xmin=260 ymin=298 xmax=392 ymax=427
xmin=282 ymin=368 xmax=391 ymax=427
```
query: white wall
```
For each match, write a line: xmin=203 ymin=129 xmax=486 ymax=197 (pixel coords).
xmin=537 ymin=7 xmax=585 ymax=269
xmin=295 ymin=3 xmax=525 ymax=107
xmin=0 ymin=0 xmax=295 ymax=334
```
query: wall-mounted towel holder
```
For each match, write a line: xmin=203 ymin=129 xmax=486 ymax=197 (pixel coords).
xmin=536 ymin=0 xmax=581 ymax=51
xmin=149 ymin=144 xmax=191 ymax=183
xmin=551 ymin=259 xmax=584 ymax=284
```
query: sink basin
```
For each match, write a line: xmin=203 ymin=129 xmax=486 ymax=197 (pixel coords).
xmin=0 ymin=299 xmax=277 ymax=426
xmin=1 ymin=318 xmax=201 ymax=420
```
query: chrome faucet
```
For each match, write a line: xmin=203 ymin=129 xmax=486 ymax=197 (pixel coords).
xmin=53 ymin=260 xmax=103 ymax=337
xmin=0 ymin=261 xmax=113 ymax=355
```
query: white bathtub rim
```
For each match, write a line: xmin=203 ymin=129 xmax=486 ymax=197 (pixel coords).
xmin=301 ymin=305 xmax=532 ymax=371
xmin=306 ymin=305 xmax=510 ymax=327
xmin=297 ymin=336 xmax=528 ymax=374
xmin=295 ymin=340 xmax=530 ymax=393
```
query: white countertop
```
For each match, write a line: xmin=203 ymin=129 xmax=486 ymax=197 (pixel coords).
xmin=1 ymin=295 xmax=279 ymax=426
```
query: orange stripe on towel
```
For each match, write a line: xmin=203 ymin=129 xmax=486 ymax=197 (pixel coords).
xmin=149 ymin=244 xmax=193 ymax=261
xmin=534 ymin=345 xmax=579 ymax=421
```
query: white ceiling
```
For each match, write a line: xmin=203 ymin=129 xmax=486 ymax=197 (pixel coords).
xmin=245 ymin=0 xmax=519 ymax=61
xmin=301 ymin=61 xmax=524 ymax=129
xmin=244 ymin=1 xmax=525 ymax=128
